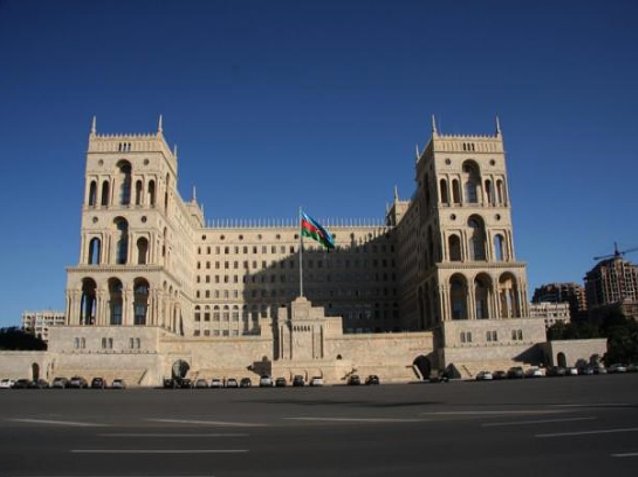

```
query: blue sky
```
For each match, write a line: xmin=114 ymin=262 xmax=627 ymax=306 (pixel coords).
xmin=1 ymin=0 xmax=637 ymax=327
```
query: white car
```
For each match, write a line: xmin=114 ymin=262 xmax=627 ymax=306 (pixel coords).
xmin=525 ymin=367 xmax=545 ymax=378
xmin=309 ymin=376 xmax=324 ymax=387
xmin=225 ymin=378 xmax=239 ymax=388
xmin=475 ymin=371 xmax=493 ymax=381
xmin=259 ymin=375 xmax=273 ymax=387
xmin=0 ymin=379 xmax=15 ymax=389
xmin=210 ymin=378 xmax=223 ymax=388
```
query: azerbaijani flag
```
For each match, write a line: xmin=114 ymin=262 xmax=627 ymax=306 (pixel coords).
xmin=301 ymin=211 xmax=335 ymax=250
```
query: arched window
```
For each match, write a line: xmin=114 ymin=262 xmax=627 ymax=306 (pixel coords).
xmin=148 ymin=180 xmax=156 ymax=207
xmin=474 ymin=274 xmax=491 ymax=319
xmin=80 ymin=278 xmax=97 ymax=325
xmin=101 ymin=180 xmax=110 ymax=206
xmin=485 ymin=180 xmax=493 ymax=205
xmin=440 ymin=179 xmax=449 ymax=204
xmin=162 ymin=227 xmax=167 ymax=259
xmin=88 ymin=181 xmax=97 ymax=206
xmin=108 ymin=278 xmax=123 ymax=325
xmin=496 ymin=179 xmax=506 ymax=205
xmin=452 ymin=179 xmax=461 ymax=204
xmin=164 ymin=174 xmax=170 ymax=211
xmin=494 ymin=234 xmax=506 ymax=261
xmin=137 ymin=237 xmax=149 ymax=265
xmin=499 ymin=273 xmax=519 ymax=318
xmin=133 ymin=278 xmax=149 ymax=325
xmin=114 ymin=218 xmax=129 ymax=264
xmin=468 ymin=217 xmax=486 ymax=261
xmin=135 ymin=180 xmax=143 ymax=206
xmin=424 ymin=173 xmax=430 ymax=209
xmin=462 ymin=161 xmax=481 ymax=204
xmin=117 ymin=161 xmax=132 ymax=205
xmin=448 ymin=235 xmax=462 ymax=261
xmin=88 ymin=237 xmax=101 ymax=265
xmin=450 ymin=275 xmax=468 ymax=320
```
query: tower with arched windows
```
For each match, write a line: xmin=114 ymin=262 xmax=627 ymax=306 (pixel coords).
xmin=391 ymin=116 xmax=546 ymax=372
xmin=65 ymin=116 xmax=203 ymax=333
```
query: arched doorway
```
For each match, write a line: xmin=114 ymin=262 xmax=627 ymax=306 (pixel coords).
xmin=172 ymin=359 xmax=190 ymax=380
xmin=31 ymin=363 xmax=40 ymax=380
xmin=557 ymin=352 xmax=567 ymax=368
xmin=413 ymin=355 xmax=432 ymax=380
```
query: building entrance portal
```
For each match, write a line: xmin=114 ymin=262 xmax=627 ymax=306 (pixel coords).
xmin=172 ymin=359 xmax=190 ymax=379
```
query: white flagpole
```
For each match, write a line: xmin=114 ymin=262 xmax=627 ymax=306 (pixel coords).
xmin=299 ymin=206 xmax=304 ymax=298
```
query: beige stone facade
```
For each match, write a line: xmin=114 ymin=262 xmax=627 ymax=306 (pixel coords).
xmin=1 ymin=116 xmax=608 ymax=385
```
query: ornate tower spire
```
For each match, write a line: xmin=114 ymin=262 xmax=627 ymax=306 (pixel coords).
xmin=415 ymin=144 xmax=420 ymax=162
xmin=431 ymin=114 xmax=438 ymax=137
xmin=192 ymin=185 xmax=197 ymax=202
xmin=90 ymin=116 xmax=97 ymax=135
xmin=173 ymin=144 xmax=178 ymax=159
xmin=393 ymin=185 xmax=399 ymax=202
xmin=158 ymin=114 xmax=163 ymax=134
xmin=495 ymin=115 xmax=502 ymax=137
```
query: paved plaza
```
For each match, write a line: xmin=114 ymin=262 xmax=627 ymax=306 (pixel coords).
xmin=1 ymin=374 xmax=637 ymax=476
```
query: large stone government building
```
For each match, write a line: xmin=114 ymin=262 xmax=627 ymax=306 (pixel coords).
xmin=7 ymin=116 xmax=587 ymax=385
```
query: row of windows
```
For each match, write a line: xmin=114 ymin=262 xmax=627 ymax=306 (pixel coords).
xmin=194 ymin=287 xmax=398 ymax=299
xmin=73 ymin=337 xmax=142 ymax=349
xmin=460 ymin=329 xmax=524 ymax=344
xmin=194 ymin=329 xmax=241 ymax=337
xmin=195 ymin=272 xmax=397 ymax=285
xmin=196 ymin=258 xmax=396 ymax=270
xmin=197 ymin=244 xmax=395 ymax=255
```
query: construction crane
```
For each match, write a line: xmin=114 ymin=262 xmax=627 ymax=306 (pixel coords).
xmin=593 ymin=242 xmax=638 ymax=261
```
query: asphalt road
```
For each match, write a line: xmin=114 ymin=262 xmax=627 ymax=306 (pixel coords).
xmin=1 ymin=374 xmax=637 ymax=477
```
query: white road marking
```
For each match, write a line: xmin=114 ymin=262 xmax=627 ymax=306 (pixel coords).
xmin=612 ymin=452 xmax=638 ymax=458
xmin=552 ymin=403 xmax=631 ymax=408
xmin=421 ymin=410 xmax=567 ymax=416
xmin=285 ymin=417 xmax=431 ymax=423
xmin=98 ymin=433 xmax=248 ymax=438
xmin=536 ymin=427 xmax=638 ymax=438
xmin=147 ymin=418 xmax=266 ymax=427
xmin=8 ymin=418 xmax=107 ymax=427
xmin=482 ymin=417 xmax=597 ymax=427
xmin=71 ymin=449 xmax=248 ymax=454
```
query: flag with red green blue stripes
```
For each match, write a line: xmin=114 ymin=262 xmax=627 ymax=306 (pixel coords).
xmin=301 ymin=212 xmax=335 ymax=250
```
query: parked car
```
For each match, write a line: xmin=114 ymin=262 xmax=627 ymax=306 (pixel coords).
xmin=240 ymin=377 xmax=252 ymax=388
xmin=292 ymin=375 xmax=305 ymax=387
xmin=525 ymin=367 xmax=545 ymax=378
xmin=179 ymin=378 xmax=193 ymax=389
xmin=210 ymin=378 xmax=223 ymax=388
xmin=111 ymin=378 xmax=126 ymax=389
xmin=163 ymin=378 xmax=178 ymax=388
xmin=578 ymin=366 xmax=595 ymax=376
xmin=365 ymin=375 xmax=380 ymax=385
xmin=51 ymin=377 xmax=69 ymax=389
xmin=0 ymin=379 xmax=15 ymax=389
xmin=506 ymin=367 xmax=524 ymax=379
xmin=594 ymin=366 xmax=607 ymax=375
xmin=194 ymin=378 xmax=209 ymax=389
xmin=91 ymin=377 xmax=106 ymax=389
xmin=310 ymin=376 xmax=324 ymax=387
xmin=275 ymin=377 xmax=287 ymax=387
xmin=12 ymin=378 xmax=31 ymax=389
xmin=547 ymin=366 xmax=567 ymax=377
xmin=69 ymin=376 xmax=88 ymax=389
xmin=225 ymin=378 xmax=239 ymax=388
xmin=492 ymin=370 xmax=507 ymax=380
xmin=28 ymin=379 xmax=49 ymax=389
xmin=259 ymin=375 xmax=273 ymax=387
xmin=627 ymin=363 xmax=638 ymax=373
xmin=475 ymin=371 xmax=493 ymax=381
xmin=347 ymin=375 xmax=361 ymax=385
xmin=567 ymin=367 xmax=579 ymax=376
xmin=608 ymin=363 xmax=627 ymax=373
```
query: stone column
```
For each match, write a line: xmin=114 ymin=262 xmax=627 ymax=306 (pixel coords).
xmin=467 ymin=283 xmax=476 ymax=320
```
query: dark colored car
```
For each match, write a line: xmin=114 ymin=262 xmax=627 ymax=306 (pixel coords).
xmin=492 ymin=370 xmax=507 ymax=380
xmin=51 ymin=377 xmax=69 ymax=389
xmin=506 ymin=367 xmax=524 ymax=379
xmin=365 ymin=375 xmax=380 ymax=385
xmin=12 ymin=378 xmax=31 ymax=389
xmin=240 ymin=377 xmax=252 ymax=388
xmin=292 ymin=375 xmax=305 ymax=387
xmin=347 ymin=375 xmax=361 ymax=385
xmin=275 ymin=377 xmax=287 ymax=387
xmin=28 ymin=379 xmax=49 ymax=389
xmin=547 ymin=366 xmax=567 ymax=377
xmin=69 ymin=376 xmax=88 ymax=389
xmin=179 ymin=378 xmax=193 ymax=389
xmin=91 ymin=377 xmax=106 ymax=389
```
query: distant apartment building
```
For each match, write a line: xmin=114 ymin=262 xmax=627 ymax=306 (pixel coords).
xmin=528 ymin=302 xmax=571 ymax=329
xmin=584 ymin=257 xmax=638 ymax=307
xmin=22 ymin=310 xmax=66 ymax=342
xmin=532 ymin=282 xmax=587 ymax=320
